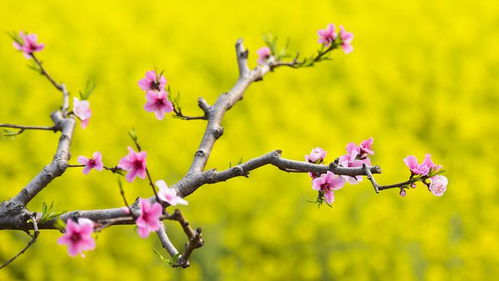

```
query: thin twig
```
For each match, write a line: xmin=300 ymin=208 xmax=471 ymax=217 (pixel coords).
xmin=31 ymin=54 xmax=70 ymax=114
xmin=363 ymin=164 xmax=412 ymax=192
xmin=0 ymin=215 xmax=39 ymax=269
xmin=156 ymin=222 xmax=180 ymax=258
xmin=0 ymin=124 xmax=57 ymax=132
xmin=165 ymin=209 xmax=203 ymax=268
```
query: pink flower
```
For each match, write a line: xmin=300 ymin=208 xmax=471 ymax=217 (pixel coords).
xmin=77 ymin=152 xmax=104 ymax=174
xmin=257 ymin=47 xmax=272 ymax=65
xmin=403 ymin=154 xmax=442 ymax=176
xmin=338 ymin=139 xmax=374 ymax=184
xmin=118 ymin=147 xmax=147 ymax=182
xmin=318 ymin=24 xmax=337 ymax=47
xmin=138 ymin=70 xmax=166 ymax=92
xmin=421 ymin=154 xmax=442 ymax=172
xmin=359 ymin=137 xmax=374 ymax=155
xmin=136 ymin=198 xmax=163 ymax=238
xmin=57 ymin=218 xmax=95 ymax=257
xmin=156 ymin=180 xmax=188 ymax=206
xmin=13 ymin=32 xmax=44 ymax=59
xmin=144 ymin=90 xmax=173 ymax=120
xmin=73 ymin=98 xmax=92 ymax=129
xmin=428 ymin=175 xmax=448 ymax=197
xmin=305 ymin=147 xmax=327 ymax=163
xmin=312 ymin=171 xmax=346 ymax=204
xmin=339 ymin=25 xmax=354 ymax=54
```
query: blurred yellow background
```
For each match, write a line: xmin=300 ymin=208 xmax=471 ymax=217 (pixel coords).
xmin=0 ymin=0 xmax=498 ymax=280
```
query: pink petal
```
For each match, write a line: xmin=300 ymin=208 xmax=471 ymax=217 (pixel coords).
xmin=324 ymin=190 xmax=335 ymax=204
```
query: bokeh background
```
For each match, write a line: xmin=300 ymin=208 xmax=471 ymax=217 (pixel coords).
xmin=0 ymin=0 xmax=498 ymax=280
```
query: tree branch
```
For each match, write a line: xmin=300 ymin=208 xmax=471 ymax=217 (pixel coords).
xmin=0 ymin=214 xmax=39 ymax=269
xmin=186 ymin=40 xmax=272 ymax=175
xmin=10 ymin=111 xmax=75 ymax=206
xmin=156 ymin=222 xmax=180 ymax=258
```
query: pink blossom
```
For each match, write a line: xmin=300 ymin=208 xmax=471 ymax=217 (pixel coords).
xmin=144 ymin=90 xmax=173 ymax=120
xmin=57 ymin=218 xmax=95 ymax=257
xmin=359 ymin=137 xmax=374 ymax=155
xmin=312 ymin=171 xmax=346 ymax=204
xmin=118 ymin=147 xmax=147 ymax=182
xmin=339 ymin=25 xmax=354 ymax=54
xmin=403 ymin=154 xmax=442 ymax=176
xmin=428 ymin=175 xmax=448 ymax=197
xmin=318 ymin=24 xmax=337 ymax=47
xmin=421 ymin=154 xmax=442 ymax=172
xmin=305 ymin=147 xmax=327 ymax=163
xmin=338 ymin=139 xmax=373 ymax=184
xmin=73 ymin=98 xmax=92 ymax=129
xmin=136 ymin=198 xmax=163 ymax=238
xmin=13 ymin=32 xmax=44 ymax=58
xmin=156 ymin=180 xmax=188 ymax=206
xmin=77 ymin=152 xmax=104 ymax=174
xmin=138 ymin=70 xmax=167 ymax=92
xmin=257 ymin=47 xmax=272 ymax=65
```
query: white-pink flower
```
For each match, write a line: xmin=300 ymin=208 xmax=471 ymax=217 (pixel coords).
xmin=339 ymin=25 xmax=354 ymax=54
xmin=428 ymin=175 xmax=448 ymax=197
xmin=305 ymin=147 xmax=327 ymax=163
xmin=318 ymin=24 xmax=337 ymax=47
xmin=57 ymin=218 xmax=96 ymax=257
xmin=156 ymin=180 xmax=188 ymax=206
xmin=138 ymin=70 xmax=167 ymax=92
xmin=144 ymin=90 xmax=173 ymax=120
xmin=118 ymin=147 xmax=147 ymax=182
xmin=256 ymin=47 xmax=272 ymax=65
xmin=312 ymin=171 xmax=346 ymax=204
xmin=77 ymin=152 xmax=104 ymax=174
xmin=136 ymin=198 xmax=163 ymax=238
xmin=13 ymin=32 xmax=44 ymax=59
xmin=73 ymin=97 xmax=92 ymax=129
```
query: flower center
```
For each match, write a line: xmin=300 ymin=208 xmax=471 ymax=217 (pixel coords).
xmin=134 ymin=160 xmax=144 ymax=170
xmin=70 ymin=233 xmax=81 ymax=243
xmin=150 ymin=80 xmax=161 ymax=91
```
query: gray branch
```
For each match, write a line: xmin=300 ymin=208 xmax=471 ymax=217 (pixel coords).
xmin=10 ymin=111 xmax=75 ymax=206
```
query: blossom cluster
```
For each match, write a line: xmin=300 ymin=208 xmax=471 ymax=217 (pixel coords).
xmin=305 ymin=138 xmax=373 ymax=205
xmin=305 ymin=138 xmax=448 ymax=204
xmin=138 ymin=71 xmax=174 ymax=120
xmin=403 ymin=154 xmax=448 ymax=197
xmin=256 ymin=23 xmax=354 ymax=65
xmin=13 ymin=33 xmax=93 ymax=129
xmin=62 ymin=147 xmax=188 ymax=256
xmin=318 ymin=24 xmax=354 ymax=54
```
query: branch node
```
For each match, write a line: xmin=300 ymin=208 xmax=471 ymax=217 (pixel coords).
xmin=197 ymin=97 xmax=211 ymax=114
xmin=211 ymin=126 xmax=224 ymax=139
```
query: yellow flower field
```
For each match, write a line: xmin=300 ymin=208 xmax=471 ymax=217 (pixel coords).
xmin=0 ymin=0 xmax=497 ymax=280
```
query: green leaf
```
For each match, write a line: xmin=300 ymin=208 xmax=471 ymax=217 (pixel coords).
xmin=27 ymin=61 xmax=43 ymax=74
xmin=1 ymin=129 xmax=21 ymax=140
xmin=7 ymin=31 xmax=22 ymax=45
xmin=39 ymin=201 xmax=65 ymax=224
xmin=53 ymin=218 xmax=66 ymax=231
xmin=128 ymin=128 xmax=138 ymax=143
xmin=79 ymin=80 xmax=97 ymax=100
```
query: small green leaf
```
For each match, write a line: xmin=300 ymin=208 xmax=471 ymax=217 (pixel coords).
xmin=79 ymin=80 xmax=97 ymax=100
xmin=1 ymin=129 xmax=20 ymax=140
xmin=128 ymin=128 xmax=138 ymax=143
xmin=53 ymin=218 xmax=66 ymax=231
